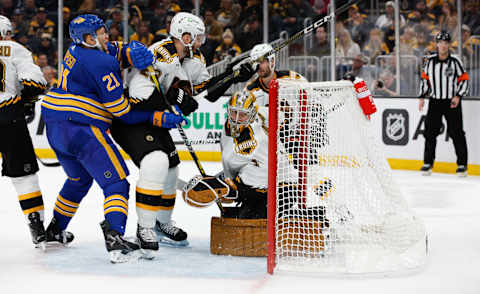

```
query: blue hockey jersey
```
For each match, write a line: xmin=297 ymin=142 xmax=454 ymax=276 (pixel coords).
xmin=41 ymin=43 xmax=149 ymax=131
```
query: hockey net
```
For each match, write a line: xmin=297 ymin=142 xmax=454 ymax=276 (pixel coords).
xmin=267 ymin=79 xmax=428 ymax=275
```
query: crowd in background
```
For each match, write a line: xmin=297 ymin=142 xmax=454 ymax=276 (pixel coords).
xmin=0 ymin=0 xmax=479 ymax=95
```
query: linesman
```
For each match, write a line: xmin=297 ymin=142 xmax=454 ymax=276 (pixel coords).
xmin=418 ymin=31 xmax=469 ymax=176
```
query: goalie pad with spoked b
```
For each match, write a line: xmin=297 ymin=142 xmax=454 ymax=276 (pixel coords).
xmin=182 ymin=175 xmax=238 ymax=208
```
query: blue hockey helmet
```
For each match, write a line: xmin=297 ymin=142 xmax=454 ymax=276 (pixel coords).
xmin=69 ymin=14 xmax=106 ymax=45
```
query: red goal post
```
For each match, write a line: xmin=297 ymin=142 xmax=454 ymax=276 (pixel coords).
xmin=267 ymin=79 xmax=428 ymax=276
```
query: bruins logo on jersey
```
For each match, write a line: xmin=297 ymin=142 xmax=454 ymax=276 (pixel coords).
xmin=234 ymin=126 xmax=257 ymax=155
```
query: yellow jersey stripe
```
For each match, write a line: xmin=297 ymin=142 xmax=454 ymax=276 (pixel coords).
xmin=162 ymin=193 xmax=176 ymax=199
xmin=104 ymin=207 xmax=128 ymax=216
xmin=105 ymin=194 xmax=128 ymax=204
xmin=136 ymin=202 xmax=161 ymax=211
xmin=43 ymin=96 xmax=112 ymax=118
xmin=41 ymin=102 xmax=113 ymax=124
xmin=104 ymin=95 xmax=126 ymax=108
xmin=90 ymin=126 xmax=127 ymax=180
xmin=18 ymin=190 xmax=42 ymax=201
xmin=54 ymin=206 xmax=74 ymax=217
xmin=136 ymin=187 xmax=163 ymax=196
xmin=55 ymin=201 xmax=78 ymax=213
xmin=46 ymin=92 xmax=106 ymax=109
xmin=58 ymin=194 xmax=79 ymax=207
xmin=23 ymin=205 xmax=45 ymax=215
xmin=104 ymin=200 xmax=129 ymax=210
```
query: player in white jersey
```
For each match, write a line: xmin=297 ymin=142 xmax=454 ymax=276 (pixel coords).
xmin=245 ymin=43 xmax=307 ymax=106
xmin=116 ymin=12 xmax=255 ymax=250
xmin=0 ymin=15 xmax=49 ymax=248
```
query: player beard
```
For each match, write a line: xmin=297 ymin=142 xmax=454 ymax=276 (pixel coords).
xmin=258 ymin=67 xmax=272 ymax=78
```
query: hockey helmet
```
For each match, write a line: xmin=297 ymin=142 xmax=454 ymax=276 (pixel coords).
xmin=227 ymin=90 xmax=258 ymax=138
xmin=250 ymin=43 xmax=275 ymax=71
xmin=69 ymin=14 xmax=106 ymax=48
xmin=170 ymin=12 xmax=205 ymax=56
xmin=0 ymin=15 xmax=12 ymax=38
xmin=435 ymin=31 xmax=451 ymax=42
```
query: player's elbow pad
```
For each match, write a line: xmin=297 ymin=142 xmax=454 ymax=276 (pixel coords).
xmin=353 ymin=78 xmax=377 ymax=116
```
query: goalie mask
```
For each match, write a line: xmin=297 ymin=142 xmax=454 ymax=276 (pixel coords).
xmin=170 ymin=12 xmax=206 ymax=58
xmin=250 ymin=43 xmax=275 ymax=71
xmin=227 ymin=91 xmax=258 ymax=138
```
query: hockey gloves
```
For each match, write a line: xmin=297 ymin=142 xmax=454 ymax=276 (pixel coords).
xmin=166 ymin=87 xmax=198 ymax=116
xmin=21 ymin=80 xmax=46 ymax=117
xmin=128 ymin=40 xmax=154 ymax=70
xmin=233 ymin=62 xmax=256 ymax=83
xmin=151 ymin=106 xmax=187 ymax=129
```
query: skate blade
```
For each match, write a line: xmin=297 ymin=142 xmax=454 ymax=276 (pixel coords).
xmin=35 ymin=241 xmax=47 ymax=251
xmin=140 ymin=249 xmax=157 ymax=260
xmin=157 ymin=235 xmax=189 ymax=247
xmin=421 ymin=170 xmax=432 ymax=176
xmin=109 ymin=250 xmax=142 ymax=264
xmin=457 ymin=172 xmax=467 ymax=177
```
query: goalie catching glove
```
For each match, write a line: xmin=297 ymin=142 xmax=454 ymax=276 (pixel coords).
xmin=182 ymin=175 xmax=238 ymax=208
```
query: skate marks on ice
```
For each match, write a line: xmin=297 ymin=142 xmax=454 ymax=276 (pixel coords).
xmin=30 ymin=238 xmax=266 ymax=279
xmin=395 ymin=170 xmax=480 ymax=215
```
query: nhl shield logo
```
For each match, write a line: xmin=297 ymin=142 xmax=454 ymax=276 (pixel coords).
xmin=382 ymin=109 xmax=409 ymax=146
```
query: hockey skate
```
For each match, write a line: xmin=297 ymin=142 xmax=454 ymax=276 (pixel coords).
xmin=46 ymin=216 xmax=74 ymax=245
xmin=100 ymin=220 xmax=141 ymax=263
xmin=27 ymin=212 xmax=46 ymax=250
xmin=420 ymin=164 xmax=433 ymax=176
xmin=456 ymin=165 xmax=467 ymax=177
xmin=155 ymin=220 xmax=189 ymax=247
xmin=136 ymin=225 xmax=158 ymax=259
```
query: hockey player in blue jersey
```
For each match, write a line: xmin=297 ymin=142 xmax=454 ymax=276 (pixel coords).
xmin=41 ymin=14 xmax=186 ymax=263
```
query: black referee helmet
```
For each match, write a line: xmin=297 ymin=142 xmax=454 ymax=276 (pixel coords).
xmin=436 ymin=31 xmax=451 ymax=42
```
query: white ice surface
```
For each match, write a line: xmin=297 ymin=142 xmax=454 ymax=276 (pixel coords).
xmin=1 ymin=160 xmax=479 ymax=294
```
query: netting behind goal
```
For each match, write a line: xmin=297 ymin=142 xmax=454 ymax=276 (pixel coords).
xmin=267 ymin=79 xmax=428 ymax=275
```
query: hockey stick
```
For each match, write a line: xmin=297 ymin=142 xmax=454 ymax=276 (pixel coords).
xmin=147 ymin=66 xmax=225 ymax=214
xmin=196 ymin=0 xmax=361 ymax=99
xmin=36 ymin=155 xmax=61 ymax=167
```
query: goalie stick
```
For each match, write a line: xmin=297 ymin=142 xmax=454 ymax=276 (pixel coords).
xmin=193 ymin=0 xmax=361 ymax=101
xmin=147 ymin=66 xmax=225 ymax=214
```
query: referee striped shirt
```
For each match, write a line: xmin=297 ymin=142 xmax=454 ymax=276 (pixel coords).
xmin=419 ymin=53 xmax=469 ymax=99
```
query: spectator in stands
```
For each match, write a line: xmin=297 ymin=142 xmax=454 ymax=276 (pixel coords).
xmin=438 ymin=2 xmax=456 ymax=28
xmin=204 ymin=8 xmax=223 ymax=44
xmin=463 ymin=0 xmax=480 ymax=35
xmin=213 ymin=29 xmax=242 ymax=63
xmin=35 ymin=33 xmax=56 ymax=66
xmin=164 ymin=0 xmax=181 ymax=13
xmin=312 ymin=0 xmax=329 ymax=16
xmin=130 ymin=21 xmax=154 ymax=46
xmin=336 ymin=29 xmax=361 ymax=65
xmin=78 ymin=0 xmax=97 ymax=13
xmin=399 ymin=26 xmax=417 ymax=55
xmin=284 ymin=0 xmax=314 ymax=36
xmin=62 ymin=7 xmax=72 ymax=39
xmin=109 ymin=23 xmax=123 ymax=42
xmin=237 ymin=15 xmax=263 ymax=52
xmin=351 ymin=54 xmax=374 ymax=87
xmin=308 ymin=26 xmax=330 ymax=57
xmin=106 ymin=6 xmax=131 ymax=36
xmin=372 ymin=69 xmax=398 ymax=96
xmin=345 ymin=5 xmax=372 ymax=49
xmin=444 ymin=14 xmax=459 ymax=44
xmin=149 ymin=3 xmax=168 ymax=34
xmin=407 ymin=0 xmax=435 ymax=27
xmin=154 ymin=14 xmax=173 ymax=41
xmin=215 ymin=0 xmax=241 ymax=29
xmin=12 ymin=9 xmax=29 ymax=37
xmin=24 ymin=0 xmax=37 ymax=21
xmin=413 ymin=25 xmax=432 ymax=61
xmin=458 ymin=24 xmax=480 ymax=69
xmin=36 ymin=53 xmax=49 ymax=69
xmin=42 ymin=66 xmax=57 ymax=89
xmin=28 ymin=7 xmax=55 ymax=38
xmin=238 ymin=0 xmax=262 ymax=29
xmin=363 ymin=28 xmax=390 ymax=63
xmin=375 ymin=1 xmax=405 ymax=31
xmin=0 ymin=0 xmax=14 ymax=16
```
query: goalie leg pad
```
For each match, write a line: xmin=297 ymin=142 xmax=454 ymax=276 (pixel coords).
xmin=210 ymin=217 xmax=267 ymax=257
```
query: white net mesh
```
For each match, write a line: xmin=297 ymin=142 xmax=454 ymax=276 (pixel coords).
xmin=271 ymin=80 xmax=428 ymax=275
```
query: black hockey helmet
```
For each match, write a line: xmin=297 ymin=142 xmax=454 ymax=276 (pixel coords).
xmin=435 ymin=31 xmax=451 ymax=42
